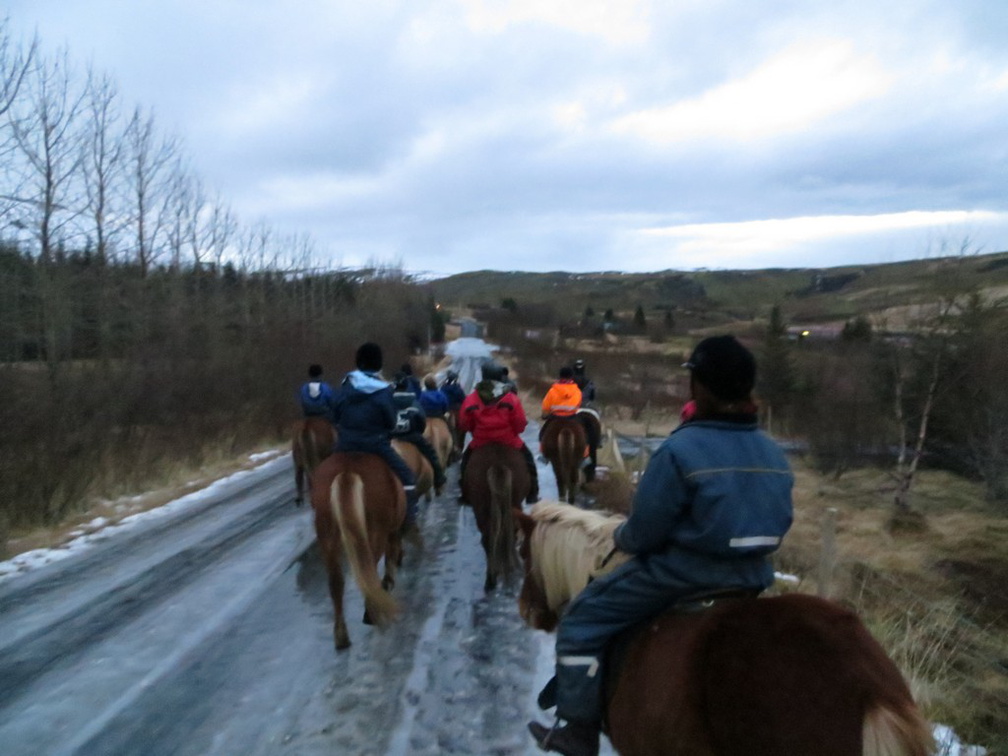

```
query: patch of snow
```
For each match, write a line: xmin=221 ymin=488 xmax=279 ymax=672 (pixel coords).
xmin=0 ymin=454 xmax=288 ymax=585
xmin=933 ymin=724 xmax=987 ymax=756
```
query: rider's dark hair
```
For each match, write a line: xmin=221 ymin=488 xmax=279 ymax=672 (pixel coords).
xmin=308 ymin=364 xmax=323 ymax=378
xmin=559 ymin=366 xmax=574 ymax=379
xmin=356 ymin=342 xmax=383 ymax=372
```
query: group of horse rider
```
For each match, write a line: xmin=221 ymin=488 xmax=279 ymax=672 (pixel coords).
xmin=300 ymin=336 xmax=791 ymax=756
xmin=298 ymin=345 xmax=601 ymax=533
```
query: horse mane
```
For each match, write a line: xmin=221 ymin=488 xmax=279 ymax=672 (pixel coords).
xmin=529 ymin=501 xmax=629 ymax=612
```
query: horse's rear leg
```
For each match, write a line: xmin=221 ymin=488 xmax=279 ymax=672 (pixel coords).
xmin=325 ymin=549 xmax=350 ymax=650
xmin=481 ymin=534 xmax=497 ymax=591
xmin=382 ymin=532 xmax=401 ymax=591
xmin=295 ymin=465 xmax=305 ymax=505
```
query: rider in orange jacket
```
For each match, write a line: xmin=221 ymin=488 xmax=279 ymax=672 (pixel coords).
xmin=541 ymin=366 xmax=582 ymax=419
xmin=539 ymin=367 xmax=583 ymax=452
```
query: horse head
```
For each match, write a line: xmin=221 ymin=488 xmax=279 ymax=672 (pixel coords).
xmin=515 ymin=509 xmax=560 ymax=631
xmin=515 ymin=502 xmax=628 ymax=632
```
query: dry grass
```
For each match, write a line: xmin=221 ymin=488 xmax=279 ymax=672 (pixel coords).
xmin=3 ymin=440 xmax=286 ymax=559
xmin=774 ymin=462 xmax=1008 ymax=751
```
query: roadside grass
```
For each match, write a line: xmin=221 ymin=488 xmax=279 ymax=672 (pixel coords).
xmin=774 ymin=460 xmax=1008 ymax=751
xmin=3 ymin=434 xmax=287 ymax=560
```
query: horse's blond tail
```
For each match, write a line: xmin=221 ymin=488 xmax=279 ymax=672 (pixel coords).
xmin=862 ymin=701 xmax=934 ymax=756
xmin=331 ymin=473 xmax=398 ymax=625
xmin=487 ymin=464 xmax=518 ymax=582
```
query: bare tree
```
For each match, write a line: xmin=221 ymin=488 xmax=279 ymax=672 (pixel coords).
xmin=163 ymin=159 xmax=189 ymax=270
xmin=81 ymin=66 xmax=126 ymax=262
xmin=123 ymin=107 xmax=179 ymax=275
xmin=878 ymin=247 xmax=977 ymax=519
xmin=0 ymin=19 xmax=37 ymax=223
xmin=7 ymin=47 xmax=86 ymax=260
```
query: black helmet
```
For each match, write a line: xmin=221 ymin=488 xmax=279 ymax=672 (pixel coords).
xmin=446 ymin=370 xmax=459 ymax=381
xmin=482 ymin=362 xmax=504 ymax=381
xmin=573 ymin=358 xmax=585 ymax=369
xmin=683 ymin=335 xmax=756 ymax=401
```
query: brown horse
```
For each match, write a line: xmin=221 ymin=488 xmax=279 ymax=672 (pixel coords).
xmin=516 ymin=503 xmax=934 ymax=756
xmin=461 ymin=443 xmax=531 ymax=591
xmin=448 ymin=408 xmax=466 ymax=452
xmin=424 ymin=415 xmax=457 ymax=469
xmin=540 ymin=415 xmax=587 ymax=503
xmin=311 ymin=452 xmax=406 ymax=650
xmin=391 ymin=438 xmax=435 ymax=502
xmin=291 ymin=417 xmax=336 ymax=505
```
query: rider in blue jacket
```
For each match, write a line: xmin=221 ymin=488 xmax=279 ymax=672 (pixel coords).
xmin=331 ymin=343 xmax=419 ymax=529
xmin=299 ymin=364 xmax=336 ymax=418
xmin=529 ymin=335 xmax=794 ymax=756
xmin=399 ymin=363 xmax=423 ymax=398
xmin=418 ymin=375 xmax=450 ymax=418
xmin=440 ymin=371 xmax=467 ymax=410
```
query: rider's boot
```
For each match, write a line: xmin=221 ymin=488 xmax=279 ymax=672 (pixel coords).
xmin=527 ymin=719 xmax=599 ymax=756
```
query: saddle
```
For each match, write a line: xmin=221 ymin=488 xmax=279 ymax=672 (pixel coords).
xmin=536 ymin=588 xmax=761 ymax=718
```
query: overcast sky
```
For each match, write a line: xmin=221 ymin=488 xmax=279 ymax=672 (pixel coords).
xmin=6 ymin=0 xmax=1008 ymax=276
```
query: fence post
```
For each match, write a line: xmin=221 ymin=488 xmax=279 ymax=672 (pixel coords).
xmin=818 ymin=507 xmax=838 ymax=599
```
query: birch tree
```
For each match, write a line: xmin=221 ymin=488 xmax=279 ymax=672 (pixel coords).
xmin=0 ymin=19 xmax=37 ymax=222
xmin=123 ymin=107 xmax=178 ymax=276
xmin=81 ymin=67 xmax=128 ymax=262
xmin=8 ymin=48 xmax=86 ymax=260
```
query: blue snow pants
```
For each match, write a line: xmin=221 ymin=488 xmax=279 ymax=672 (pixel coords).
xmin=554 ymin=558 xmax=713 ymax=725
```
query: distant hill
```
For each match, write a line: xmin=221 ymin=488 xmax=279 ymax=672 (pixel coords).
xmin=427 ymin=251 xmax=1008 ymax=330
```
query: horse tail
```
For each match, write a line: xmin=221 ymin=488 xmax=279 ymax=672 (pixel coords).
xmin=331 ymin=472 xmax=398 ymax=625
xmin=862 ymin=701 xmax=934 ymax=756
xmin=559 ymin=426 xmax=576 ymax=499
xmin=487 ymin=464 xmax=518 ymax=582
xmin=299 ymin=424 xmax=320 ymax=474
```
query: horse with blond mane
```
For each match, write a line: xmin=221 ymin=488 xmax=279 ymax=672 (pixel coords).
xmin=515 ymin=502 xmax=934 ymax=756
xmin=423 ymin=415 xmax=457 ymax=469
xmin=311 ymin=452 xmax=406 ymax=650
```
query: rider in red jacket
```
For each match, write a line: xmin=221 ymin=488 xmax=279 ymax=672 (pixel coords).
xmin=457 ymin=362 xmax=539 ymax=503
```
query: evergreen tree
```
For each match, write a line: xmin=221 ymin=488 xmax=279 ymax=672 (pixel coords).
xmin=758 ymin=305 xmax=795 ymax=430
xmin=633 ymin=304 xmax=646 ymax=330
xmin=841 ymin=316 xmax=872 ymax=342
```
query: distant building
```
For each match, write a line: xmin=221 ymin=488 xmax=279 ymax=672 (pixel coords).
xmin=786 ymin=324 xmax=843 ymax=341
xmin=458 ymin=318 xmax=484 ymax=338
